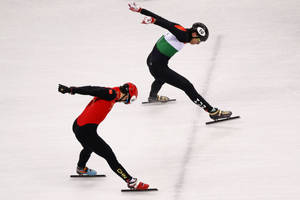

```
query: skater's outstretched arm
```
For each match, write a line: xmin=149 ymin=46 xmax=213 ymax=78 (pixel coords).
xmin=58 ymin=84 xmax=117 ymax=100
xmin=128 ymin=2 xmax=190 ymax=42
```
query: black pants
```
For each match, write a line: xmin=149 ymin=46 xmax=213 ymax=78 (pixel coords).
xmin=147 ymin=52 xmax=213 ymax=112
xmin=72 ymin=120 xmax=132 ymax=182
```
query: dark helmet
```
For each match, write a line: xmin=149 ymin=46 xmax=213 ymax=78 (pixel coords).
xmin=119 ymin=82 xmax=138 ymax=104
xmin=191 ymin=22 xmax=209 ymax=42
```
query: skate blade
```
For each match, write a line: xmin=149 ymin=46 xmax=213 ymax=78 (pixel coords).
xmin=70 ymin=174 xmax=106 ymax=178
xmin=121 ymin=188 xmax=158 ymax=192
xmin=142 ymin=99 xmax=176 ymax=104
xmin=206 ymin=116 xmax=240 ymax=125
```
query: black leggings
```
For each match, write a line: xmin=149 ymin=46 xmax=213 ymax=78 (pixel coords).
xmin=72 ymin=120 xmax=132 ymax=182
xmin=147 ymin=53 xmax=213 ymax=112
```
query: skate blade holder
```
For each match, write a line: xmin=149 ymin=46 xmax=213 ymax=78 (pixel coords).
xmin=142 ymin=99 xmax=176 ymax=104
xmin=70 ymin=174 xmax=106 ymax=178
xmin=206 ymin=116 xmax=240 ymax=125
xmin=121 ymin=188 xmax=158 ymax=192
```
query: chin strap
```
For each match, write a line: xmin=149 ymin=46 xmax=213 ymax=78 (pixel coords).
xmin=118 ymin=84 xmax=131 ymax=104
xmin=116 ymin=92 xmax=130 ymax=104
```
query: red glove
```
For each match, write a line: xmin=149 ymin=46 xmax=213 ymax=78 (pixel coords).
xmin=128 ymin=2 xmax=141 ymax=12
xmin=141 ymin=16 xmax=155 ymax=24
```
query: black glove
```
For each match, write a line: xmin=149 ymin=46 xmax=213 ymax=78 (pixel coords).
xmin=58 ymin=84 xmax=74 ymax=94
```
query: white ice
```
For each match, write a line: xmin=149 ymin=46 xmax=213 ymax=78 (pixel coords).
xmin=1 ymin=0 xmax=300 ymax=199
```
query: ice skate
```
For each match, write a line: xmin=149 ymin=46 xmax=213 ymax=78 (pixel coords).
xmin=127 ymin=178 xmax=149 ymax=190
xmin=76 ymin=166 xmax=97 ymax=176
xmin=148 ymin=95 xmax=170 ymax=103
xmin=142 ymin=95 xmax=176 ymax=104
xmin=122 ymin=178 xmax=158 ymax=192
xmin=209 ymin=108 xmax=232 ymax=120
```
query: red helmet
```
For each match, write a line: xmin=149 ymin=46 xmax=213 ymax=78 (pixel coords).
xmin=120 ymin=82 xmax=138 ymax=104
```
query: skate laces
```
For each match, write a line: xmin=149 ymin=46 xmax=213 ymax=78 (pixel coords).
xmin=127 ymin=178 xmax=149 ymax=190
xmin=77 ymin=166 xmax=94 ymax=174
xmin=127 ymin=178 xmax=137 ymax=188
xmin=77 ymin=167 xmax=88 ymax=173
xmin=210 ymin=109 xmax=230 ymax=116
xmin=209 ymin=108 xmax=220 ymax=115
xmin=209 ymin=108 xmax=232 ymax=121
xmin=157 ymin=95 xmax=169 ymax=102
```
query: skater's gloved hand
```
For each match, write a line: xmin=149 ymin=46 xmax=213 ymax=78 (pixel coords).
xmin=128 ymin=2 xmax=141 ymax=12
xmin=58 ymin=84 xmax=74 ymax=94
xmin=141 ymin=16 xmax=155 ymax=24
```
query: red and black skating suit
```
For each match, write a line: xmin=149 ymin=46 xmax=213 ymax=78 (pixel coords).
xmin=75 ymin=86 xmax=119 ymax=126
xmin=141 ymin=9 xmax=213 ymax=111
xmin=71 ymin=86 xmax=132 ymax=182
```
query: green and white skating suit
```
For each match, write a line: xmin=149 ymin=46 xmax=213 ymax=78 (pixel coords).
xmin=156 ymin=32 xmax=185 ymax=58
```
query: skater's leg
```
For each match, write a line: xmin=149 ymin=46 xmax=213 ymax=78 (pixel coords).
xmin=147 ymin=54 xmax=168 ymax=99
xmin=72 ymin=121 xmax=97 ymax=175
xmin=149 ymin=79 xmax=164 ymax=98
xmin=73 ymin=121 xmax=93 ymax=168
xmin=158 ymin=67 xmax=232 ymax=119
xmin=71 ymin=123 xmax=149 ymax=188
xmin=84 ymin=130 xmax=149 ymax=189
xmin=84 ymin=131 xmax=133 ymax=182
xmin=161 ymin=66 xmax=214 ymax=111
xmin=77 ymin=148 xmax=92 ymax=169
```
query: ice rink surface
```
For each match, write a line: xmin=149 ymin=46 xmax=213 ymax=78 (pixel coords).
xmin=1 ymin=0 xmax=300 ymax=199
